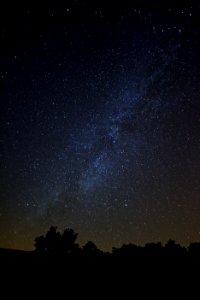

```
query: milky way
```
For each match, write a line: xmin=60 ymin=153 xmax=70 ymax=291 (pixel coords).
xmin=1 ymin=1 xmax=200 ymax=250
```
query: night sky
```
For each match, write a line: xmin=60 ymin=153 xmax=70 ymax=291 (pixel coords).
xmin=1 ymin=0 xmax=200 ymax=251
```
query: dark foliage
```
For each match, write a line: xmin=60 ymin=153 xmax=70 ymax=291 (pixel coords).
xmin=33 ymin=226 xmax=200 ymax=259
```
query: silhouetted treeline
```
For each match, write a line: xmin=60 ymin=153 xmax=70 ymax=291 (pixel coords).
xmin=35 ymin=226 xmax=103 ymax=256
xmin=34 ymin=226 xmax=200 ymax=258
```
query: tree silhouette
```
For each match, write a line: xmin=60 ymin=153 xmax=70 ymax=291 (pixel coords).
xmin=34 ymin=226 xmax=79 ymax=254
xmin=82 ymin=241 xmax=103 ymax=256
xmin=83 ymin=241 xmax=97 ymax=251
xmin=165 ymin=239 xmax=186 ymax=256
xmin=35 ymin=235 xmax=46 ymax=253
xmin=62 ymin=228 xmax=78 ymax=253
xmin=45 ymin=226 xmax=62 ymax=253
xmin=144 ymin=242 xmax=163 ymax=256
xmin=165 ymin=239 xmax=179 ymax=249
xmin=33 ymin=226 xmax=199 ymax=260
